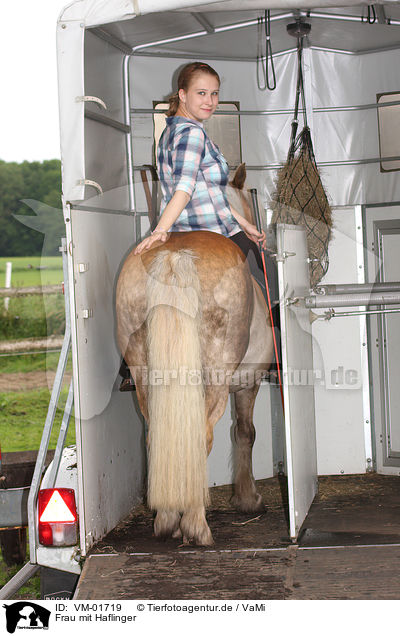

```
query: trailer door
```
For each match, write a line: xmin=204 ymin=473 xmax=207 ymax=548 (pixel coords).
xmin=277 ymin=224 xmax=318 ymax=540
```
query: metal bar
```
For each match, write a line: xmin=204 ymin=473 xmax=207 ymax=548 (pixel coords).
xmin=131 ymin=100 xmax=400 ymax=116
xmin=317 ymin=307 xmax=400 ymax=320
xmin=47 ymin=380 xmax=74 ymax=488
xmin=308 ymin=9 xmax=399 ymax=26
xmin=90 ymin=27 xmax=133 ymax=55
xmin=123 ymin=54 xmax=135 ymax=217
xmin=70 ymin=204 xmax=133 ymax=216
xmin=242 ymin=155 xmax=400 ymax=170
xmin=132 ymin=14 xmax=293 ymax=53
xmin=132 ymin=29 xmax=207 ymax=52
xmin=27 ymin=239 xmax=71 ymax=564
xmin=305 ymin=292 xmax=400 ymax=309
xmin=191 ymin=12 xmax=215 ymax=34
xmin=0 ymin=563 xmax=40 ymax=600
xmin=315 ymin=282 xmax=400 ymax=295
xmin=307 ymin=10 xmax=366 ymax=23
xmin=133 ymin=47 xmax=298 ymax=61
xmin=84 ymin=109 xmax=130 ymax=133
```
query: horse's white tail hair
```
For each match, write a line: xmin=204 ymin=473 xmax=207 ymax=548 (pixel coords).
xmin=146 ymin=249 xmax=209 ymax=512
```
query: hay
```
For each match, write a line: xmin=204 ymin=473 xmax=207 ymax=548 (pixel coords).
xmin=271 ymin=127 xmax=333 ymax=288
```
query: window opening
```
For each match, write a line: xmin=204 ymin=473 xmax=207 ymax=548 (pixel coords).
xmin=377 ymin=92 xmax=400 ymax=172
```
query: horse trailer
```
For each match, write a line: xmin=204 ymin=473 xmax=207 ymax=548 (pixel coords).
xmin=2 ymin=0 xmax=400 ymax=600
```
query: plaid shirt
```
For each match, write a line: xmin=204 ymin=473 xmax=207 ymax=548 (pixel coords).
xmin=157 ymin=116 xmax=240 ymax=236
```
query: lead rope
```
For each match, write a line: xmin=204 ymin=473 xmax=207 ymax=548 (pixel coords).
xmin=257 ymin=11 xmax=277 ymax=91
xmin=260 ymin=249 xmax=284 ymax=411
xmin=250 ymin=189 xmax=284 ymax=412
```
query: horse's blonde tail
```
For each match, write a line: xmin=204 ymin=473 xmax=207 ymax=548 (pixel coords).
xmin=146 ymin=249 xmax=209 ymax=512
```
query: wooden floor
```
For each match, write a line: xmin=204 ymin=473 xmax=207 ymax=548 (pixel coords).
xmin=75 ymin=474 xmax=400 ymax=600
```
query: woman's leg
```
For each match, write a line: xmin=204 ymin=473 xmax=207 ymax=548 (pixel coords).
xmin=228 ymin=231 xmax=278 ymax=308
xmin=228 ymin=231 xmax=281 ymax=369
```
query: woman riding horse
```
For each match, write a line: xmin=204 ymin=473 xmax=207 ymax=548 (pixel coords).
xmin=116 ymin=62 xmax=273 ymax=545
xmin=134 ymin=62 xmax=267 ymax=283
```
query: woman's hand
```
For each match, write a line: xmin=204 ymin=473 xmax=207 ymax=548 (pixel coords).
xmin=242 ymin=221 xmax=267 ymax=250
xmin=134 ymin=229 xmax=169 ymax=255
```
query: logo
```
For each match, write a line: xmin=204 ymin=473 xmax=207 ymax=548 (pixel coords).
xmin=3 ymin=602 xmax=51 ymax=634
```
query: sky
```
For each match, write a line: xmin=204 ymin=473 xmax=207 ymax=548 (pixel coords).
xmin=1 ymin=0 xmax=69 ymax=163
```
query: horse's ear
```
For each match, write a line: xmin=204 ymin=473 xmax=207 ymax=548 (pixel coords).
xmin=230 ymin=163 xmax=246 ymax=190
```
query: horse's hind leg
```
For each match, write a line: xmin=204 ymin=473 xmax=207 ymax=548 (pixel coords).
xmin=231 ymin=384 xmax=264 ymax=513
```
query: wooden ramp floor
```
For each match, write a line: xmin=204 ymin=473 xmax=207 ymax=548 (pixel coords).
xmin=75 ymin=474 xmax=400 ymax=600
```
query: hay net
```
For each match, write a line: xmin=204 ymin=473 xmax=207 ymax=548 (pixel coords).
xmin=270 ymin=37 xmax=333 ymax=288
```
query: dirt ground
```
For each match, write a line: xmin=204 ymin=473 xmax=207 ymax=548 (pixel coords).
xmin=0 ymin=371 xmax=72 ymax=392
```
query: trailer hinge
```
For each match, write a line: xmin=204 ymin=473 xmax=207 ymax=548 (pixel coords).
xmin=82 ymin=309 xmax=93 ymax=319
xmin=78 ymin=263 xmax=89 ymax=274
xmin=273 ymin=251 xmax=296 ymax=262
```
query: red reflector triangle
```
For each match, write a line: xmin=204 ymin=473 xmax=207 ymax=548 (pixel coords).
xmin=40 ymin=490 xmax=75 ymax=523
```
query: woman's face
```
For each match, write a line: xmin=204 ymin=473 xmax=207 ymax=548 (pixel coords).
xmin=178 ymin=72 xmax=220 ymax=122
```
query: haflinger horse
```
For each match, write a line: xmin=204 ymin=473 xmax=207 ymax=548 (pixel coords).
xmin=116 ymin=171 xmax=273 ymax=546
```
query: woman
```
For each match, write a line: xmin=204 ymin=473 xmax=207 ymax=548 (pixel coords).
xmin=134 ymin=62 xmax=267 ymax=280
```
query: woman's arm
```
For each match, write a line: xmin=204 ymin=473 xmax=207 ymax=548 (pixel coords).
xmin=134 ymin=190 xmax=190 ymax=255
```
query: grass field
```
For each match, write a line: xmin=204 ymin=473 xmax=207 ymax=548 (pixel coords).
xmin=0 ymin=351 xmax=64 ymax=375
xmin=0 ymin=257 xmax=65 ymax=341
xmin=0 ymin=385 xmax=76 ymax=452
xmin=0 ymin=256 xmax=63 ymax=287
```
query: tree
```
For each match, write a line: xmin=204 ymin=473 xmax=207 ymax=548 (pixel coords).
xmin=0 ymin=159 xmax=64 ymax=256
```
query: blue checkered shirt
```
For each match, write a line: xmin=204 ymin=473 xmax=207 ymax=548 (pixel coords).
xmin=157 ymin=116 xmax=240 ymax=236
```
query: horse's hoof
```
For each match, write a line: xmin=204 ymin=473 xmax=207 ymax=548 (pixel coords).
xmin=172 ymin=527 xmax=183 ymax=540
xmin=180 ymin=510 xmax=214 ymax=546
xmin=154 ymin=510 xmax=181 ymax=540
xmin=182 ymin=530 xmax=214 ymax=547
xmin=231 ymin=492 xmax=265 ymax=513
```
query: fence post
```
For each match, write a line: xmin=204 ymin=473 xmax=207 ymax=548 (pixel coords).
xmin=4 ymin=261 xmax=12 ymax=311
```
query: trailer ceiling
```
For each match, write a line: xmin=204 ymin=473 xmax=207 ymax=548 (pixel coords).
xmin=92 ymin=6 xmax=400 ymax=58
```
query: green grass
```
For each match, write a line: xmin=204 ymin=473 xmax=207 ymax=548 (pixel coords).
xmin=0 ymin=386 xmax=75 ymax=453
xmin=1 ymin=550 xmax=41 ymax=600
xmin=0 ymin=256 xmax=63 ymax=287
xmin=0 ymin=255 xmax=65 ymax=342
xmin=0 ymin=294 xmax=65 ymax=341
xmin=0 ymin=351 xmax=69 ymax=375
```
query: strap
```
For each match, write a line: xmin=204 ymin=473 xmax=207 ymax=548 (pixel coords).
xmin=256 ymin=11 xmax=276 ymax=91
xmin=139 ymin=165 xmax=158 ymax=231
xmin=288 ymin=38 xmax=307 ymax=160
